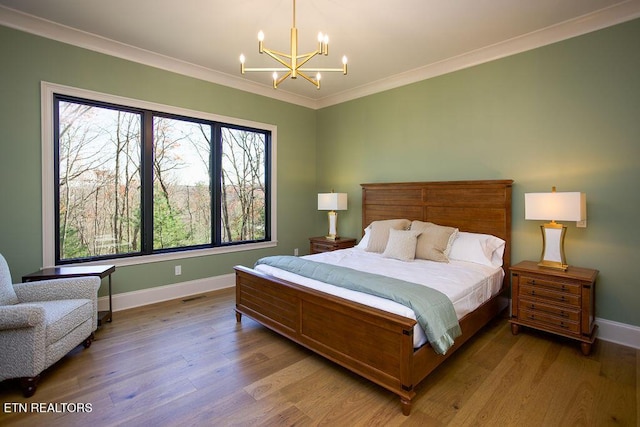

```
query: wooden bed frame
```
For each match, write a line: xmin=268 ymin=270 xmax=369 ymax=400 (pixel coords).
xmin=235 ymin=179 xmax=513 ymax=415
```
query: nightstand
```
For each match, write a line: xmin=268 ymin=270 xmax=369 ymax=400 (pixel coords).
xmin=309 ymin=236 xmax=356 ymax=254
xmin=509 ymin=260 xmax=598 ymax=355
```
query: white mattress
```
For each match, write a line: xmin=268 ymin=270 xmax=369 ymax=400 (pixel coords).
xmin=253 ymin=247 xmax=505 ymax=348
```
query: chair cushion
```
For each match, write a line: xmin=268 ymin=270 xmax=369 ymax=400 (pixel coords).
xmin=37 ymin=299 xmax=94 ymax=346
xmin=0 ymin=255 xmax=18 ymax=305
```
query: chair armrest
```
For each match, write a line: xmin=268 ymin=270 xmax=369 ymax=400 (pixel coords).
xmin=14 ymin=277 xmax=101 ymax=303
xmin=0 ymin=304 xmax=45 ymax=330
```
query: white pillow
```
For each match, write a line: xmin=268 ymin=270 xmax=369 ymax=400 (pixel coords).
xmin=355 ymin=226 xmax=371 ymax=249
xmin=382 ymin=229 xmax=422 ymax=261
xmin=448 ymin=232 xmax=506 ymax=267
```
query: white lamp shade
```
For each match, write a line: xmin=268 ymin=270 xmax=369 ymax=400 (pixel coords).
xmin=525 ymin=192 xmax=586 ymax=221
xmin=318 ymin=193 xmax=348 ymax=211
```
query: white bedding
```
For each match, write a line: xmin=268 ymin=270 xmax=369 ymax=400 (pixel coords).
xmin=254 ymin=247 xmax=505 ymax=348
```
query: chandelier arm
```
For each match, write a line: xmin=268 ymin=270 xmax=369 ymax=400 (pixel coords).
xmin=274 ymin=71 xmax=292 ymax=88
xmin=299 ymin=68 xmax=345 ymax=72
xmin=243 ymin=67 xmax=291 ymax=72
xmin=296 ymin=71 xmax=320 ymax=88
xmin=296 ymin=50 xmax=320 ymax=59
xmin=295 ymin=51 xmax=320 ymax=69
xmin=262 ymin=50 xmax=294 ymax=70
xmin=263 ymin=48 xmax=292 ymax=59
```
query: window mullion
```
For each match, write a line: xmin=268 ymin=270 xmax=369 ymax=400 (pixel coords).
xmin=211 ymin=123 xmax=222 ymax=246
xmin=141 ymin=112 xmax=155 ymax=254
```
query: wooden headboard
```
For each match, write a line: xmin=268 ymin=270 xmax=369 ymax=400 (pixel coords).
xmin=361 ymin=179 xmax=513 ymax=283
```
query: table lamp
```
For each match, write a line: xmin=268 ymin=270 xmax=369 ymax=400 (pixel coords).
xmin=525 ymin=187 xmax=586 ymax=270
xmin=318 ymin=192 xmax=347 ymax=240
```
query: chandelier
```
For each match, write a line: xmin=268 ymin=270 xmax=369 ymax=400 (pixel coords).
xmin=239 ymin=0 xmax=348 ymax=89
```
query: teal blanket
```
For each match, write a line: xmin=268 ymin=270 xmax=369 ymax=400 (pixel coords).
xmin=255 ymin=256 xmax=462 ymax=354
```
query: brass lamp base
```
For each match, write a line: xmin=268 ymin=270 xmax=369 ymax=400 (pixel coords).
xmin=537 ymin=260 xmax=568 ymax=271
xmin=538 ymin=221 xmax=568 ymax=271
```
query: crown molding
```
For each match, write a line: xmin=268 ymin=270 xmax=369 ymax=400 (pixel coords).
xmin=2 ymin=1 xmax=640 ymax=110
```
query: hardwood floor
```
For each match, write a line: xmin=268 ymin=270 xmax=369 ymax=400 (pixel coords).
xmin=1 ymin=287 xmax=637 ymax=426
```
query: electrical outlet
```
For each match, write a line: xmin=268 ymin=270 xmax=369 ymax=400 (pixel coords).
xmin=175 ymin=265 xmax=182 ymax=275
xmin=294 ymin=248 xmax=299 ymax=256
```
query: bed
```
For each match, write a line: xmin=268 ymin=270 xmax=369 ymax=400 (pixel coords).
xmin=235 ymin=179 xmax=513 ymax=415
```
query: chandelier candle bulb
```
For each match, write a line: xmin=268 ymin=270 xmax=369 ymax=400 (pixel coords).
xmin=258 ymin=31 xmax=264 ymax=53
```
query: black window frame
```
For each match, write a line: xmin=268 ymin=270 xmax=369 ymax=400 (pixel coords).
xmin=53 ymin=93 xmax=272 ymax=265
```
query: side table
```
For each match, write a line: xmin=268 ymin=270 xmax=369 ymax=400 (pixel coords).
xmin=23 ymin=265 xmax=115 ymax=326
xmin=510 ymin=260 xmax=597 ymax=355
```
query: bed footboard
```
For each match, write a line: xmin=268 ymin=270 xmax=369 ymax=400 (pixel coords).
xmin=235 ymin=265 xmax=419 ymax=415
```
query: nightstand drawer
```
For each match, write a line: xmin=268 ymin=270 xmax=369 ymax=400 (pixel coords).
xmin=309 ymin=236 xmax=356 ymax=254
xmin=519 ymin=298 xmax=580 ymax=322
xmin=312 ymin=241 xmax=340 ymax=252
xmin=520 ymin=308 xmax=580 ymax=334
xmin=520 ymin=284 xmax=580 ymax=306
xmin=519 ymin=275 xmax=581 ymax=295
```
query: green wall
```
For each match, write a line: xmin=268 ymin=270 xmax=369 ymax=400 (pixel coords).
xmin=317 ymin=19 xmax=640 ymax=326
xmin=0 ymin=25 xmax=317 ymax=294
xmin=1 ymin=18 xmax=639 ymax=328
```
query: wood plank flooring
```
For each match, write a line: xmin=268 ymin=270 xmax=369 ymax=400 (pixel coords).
xmin=1 ymin=287 xmax=637 ymax=426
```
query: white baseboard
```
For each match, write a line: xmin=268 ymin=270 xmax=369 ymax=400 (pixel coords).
xmin=99 ymin=276 xmax=640 ymax=350
xmin=595 ymin=317 xmax=640 ymax=350
xmin=97 ymin=274 xmax=235 ymax=313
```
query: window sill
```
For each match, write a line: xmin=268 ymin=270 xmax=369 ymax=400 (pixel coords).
xmin=50 ymin=241 xmax=278 ymax=268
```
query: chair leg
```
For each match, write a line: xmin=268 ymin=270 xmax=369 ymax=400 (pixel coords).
xmin=20 ymin=375 xmax=40 ymax=397
xmin=83 ymin=332 xmax=95 ymax=348
xmin=17 ymin=333 xmax=94 ymax=397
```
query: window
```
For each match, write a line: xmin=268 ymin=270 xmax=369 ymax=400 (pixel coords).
xmin=43 ymin=83 xmax=275 ymax=265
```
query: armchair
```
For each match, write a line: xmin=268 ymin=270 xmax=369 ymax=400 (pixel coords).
xmin=0 ymin=254 xmax=100 ymax=397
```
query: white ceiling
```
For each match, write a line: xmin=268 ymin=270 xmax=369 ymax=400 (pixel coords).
xmin=1 ymin=0 xmax=639 ymax=109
